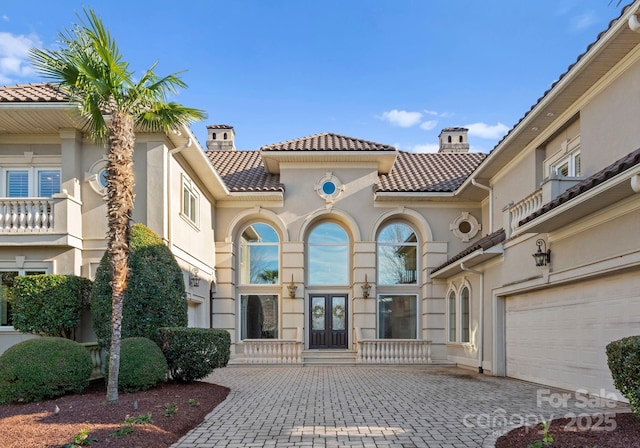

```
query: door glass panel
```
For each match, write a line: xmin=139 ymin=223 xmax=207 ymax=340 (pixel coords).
xmin=311 ymin=296 xmax=325 ymax=330
xmin=332 ymin=296 xmax=346 ymax=331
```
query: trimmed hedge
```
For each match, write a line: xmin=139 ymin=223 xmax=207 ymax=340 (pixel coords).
xmin=12 ymin=275 xmax=92 ymax=339
xmin=91 ymin=223 xmax=188 ymax=348
xmin=109 ymin=337 xmax=168 ymax=392
xmin=0 ymin=337 xmax=92 ymax=404
xmin=156 ymin=327 xmax=230 ymax=382
xmin=606 ymin=335 xmax=640 ymax=417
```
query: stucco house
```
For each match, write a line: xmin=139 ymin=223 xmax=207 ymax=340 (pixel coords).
xmin=1 ymin=1 xmax=640 ymax=402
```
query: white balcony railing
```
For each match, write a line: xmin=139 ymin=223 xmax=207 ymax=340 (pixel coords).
xmin=243 ymin=339 xmax=303 ymax=364
xmin=508 ymin=189 xmax=543 ymax=236
xmin=0 ymin=198 xmax=54 ymax=231
xmin=357 ymin=339 xmax=432 ymax=364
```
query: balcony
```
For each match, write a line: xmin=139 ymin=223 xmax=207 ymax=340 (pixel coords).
xmin=0 ymin=194 xmax=82 ymax=247
xmin=506 ymin=189 xmax=543 ymax=237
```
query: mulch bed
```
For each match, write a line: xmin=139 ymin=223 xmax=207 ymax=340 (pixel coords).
xmin=496 ymin=412 xmax=640 ymax=447
xmin=0 ymin=380 xmax=229 ymax=448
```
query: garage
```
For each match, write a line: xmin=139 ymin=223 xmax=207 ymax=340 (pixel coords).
xmin=505 ymin=272 xmax=640 ymax=400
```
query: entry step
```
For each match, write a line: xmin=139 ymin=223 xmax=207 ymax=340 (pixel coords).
xmin=303 ymin=349 xmax=357 ymax=366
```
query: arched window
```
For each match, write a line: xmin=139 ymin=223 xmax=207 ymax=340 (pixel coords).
xmin=448 ymin=135 xmax=452 ymax=143
xmin=460 ymin=286 xmax=470 ymax=343
xmin=223 ymin=132 xmax=228 ymax=140
xmin=448 ymin=290 xmax=456 ymax=343
xmin=459 ymin=135 xmax=463 ymax=143
xmin=308 ymin=222 xmax=349 ymax=285
xmin=212 ymin=133 xmax=217 ymax=140
xmin=239 ymin=223 xmax=280 ymax=284
xmin=377 ymin=223 xmax=418 ymax=285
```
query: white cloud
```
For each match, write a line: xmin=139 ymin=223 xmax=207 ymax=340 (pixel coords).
xmin=411 ymin=143 xmax=440 ymax=153
xmin=464 ymin=122 xmax=509 ymax=140
xmin=0 ymin=32 xmax=42 ymax=84
xmin=2 ymin=15 xmax=9 ymax=22
xmin=571 ymin=12 xmax=597 ymax=31
xmin=419 ymin=120 xmax=437 ymax=131
xmin=378 ymin=109 xmax=422 ymax=128
xmin=423 ymin=109 xmax=452 ymax=118
xmin=423 ymin=109 xmax=439 ymax=116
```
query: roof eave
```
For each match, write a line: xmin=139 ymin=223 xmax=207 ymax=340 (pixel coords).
xmin=374 ymin=191 xmax=457 ymax=202
xmin=430 ymin=245 xmax=504 ymax=279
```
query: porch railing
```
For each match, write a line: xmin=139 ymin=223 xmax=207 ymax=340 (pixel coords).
xmin=0 ymin=198 xmax=54 ymax=231
xmin=81 ymin=342 xmax=103 ymax=379
xmin=507 ymin=188 xmax=543 ymax=236
xmin=356 ymin=339 xmax=432 ymax=364
xmin=243 ymin=339 xmax=303 ymax=364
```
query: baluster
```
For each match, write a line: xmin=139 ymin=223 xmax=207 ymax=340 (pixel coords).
xmin=25 ymin=200 xmax=33 ymax=230
xmin=0 ymin=202 xmax=4 ymax=229
xmin=32 ymin=200 xmax=41 ymax=229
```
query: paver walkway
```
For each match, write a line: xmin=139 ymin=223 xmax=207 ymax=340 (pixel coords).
xmin=172 ymin=366 xmax=627 ymax=447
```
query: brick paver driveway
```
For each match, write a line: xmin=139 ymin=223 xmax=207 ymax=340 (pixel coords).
xmin=172 ymin=366 xmax=626 ymax=447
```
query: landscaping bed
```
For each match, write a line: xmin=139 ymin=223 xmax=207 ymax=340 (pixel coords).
xmin=0 ymin=380 xmax=228 ymax=448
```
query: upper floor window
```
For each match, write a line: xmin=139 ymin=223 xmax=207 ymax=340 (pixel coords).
xmin=377 ymin=223 xmax=418 ymax=285
xmin=1 ymin=168 xmax=60 ymax=197
xmin=552 ymin=150 xmax=581 ymax=177
xmin=181 ymin=175 xmax=199 ymax=226
xmin=308 ymin=222 xmax=349 ymax=285
xmin=240 ymin=223 xmax=280 ymax=284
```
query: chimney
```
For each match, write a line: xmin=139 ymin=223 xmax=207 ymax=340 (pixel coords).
xmin=206 ymin=125 xmax=236 ymax=151
xmin=438 ymin=127 xmax=469 ymax=153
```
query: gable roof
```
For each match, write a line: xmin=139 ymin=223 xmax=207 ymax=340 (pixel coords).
xmin=377 ymin=151 xmax=486 ymax=193
xmin=260 ymin=132 xmax=396 ymax=152
xmin=206 ymin=150 xmax=283 ymax=192
xmin=0 ymin=82 xmax=66 ymax=103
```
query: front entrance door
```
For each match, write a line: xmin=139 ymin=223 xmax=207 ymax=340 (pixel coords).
xmin=309 ymin=295 xmax=348 ymax=349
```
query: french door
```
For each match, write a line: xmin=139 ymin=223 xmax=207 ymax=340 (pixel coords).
xmin=309 ymin=294 xmax=348 ymax=349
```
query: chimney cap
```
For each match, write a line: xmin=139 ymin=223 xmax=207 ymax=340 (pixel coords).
xmin=439 ymin=127 xmax=468 ymax=135
xmin=207 ymin=124 xmax=234 ymax=130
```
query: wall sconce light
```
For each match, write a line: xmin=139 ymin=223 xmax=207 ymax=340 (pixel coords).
xmin=532 ymin=239 xmax=551 ymax=267
xmin=189 ymin=267 xmax=200 ymax=287
xmin=361 ymin=274 xmax=372 ymax=298
xmin=287 ymin=274 xmax=298 ymax=298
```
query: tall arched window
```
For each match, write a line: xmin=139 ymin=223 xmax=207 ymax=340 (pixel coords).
xmin=448 ymin=290 xmax=457 ymax=343
xmin=377 ymin=223 xmax=418 ymax=285
xmin=460 ymin=286 xmax=470 ymax=343
xmin=239 ymin=223 xmax=280 ymax=284
xmin=308 ymin=222 xmax=349 ymax=285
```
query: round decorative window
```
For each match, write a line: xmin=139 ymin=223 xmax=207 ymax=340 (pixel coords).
xmin=450 ymin=212 xmax=481 ymax=242
xmin=315 ymin=172 xmax=344 ymax=203
xmin=85 ymin=158 xmax=109 ymax=197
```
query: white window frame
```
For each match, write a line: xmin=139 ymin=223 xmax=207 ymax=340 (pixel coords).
xmin=544 ymin=135 xmax=581 ymax=178
xmin=376 ymin=222 xmax=419 ymax=286
xmin=0 ymin=267 xmax=49 ymax=328
xmin=446 ymin=282 xmax=472 ymax=345
xmin=1 ymin=167 xmax=61 ymax=197
xmin=239 ymin=222 xmax=281 ymax=286
xmin=375 ymin=293 xmax=419 ymax=339
xmin=180 ymin=174 xmax=199 ymax=227
xmin=551 ymin=150 xmax=581 ymax=177
xmin=237 ymin=293 xmax=281 ymax=342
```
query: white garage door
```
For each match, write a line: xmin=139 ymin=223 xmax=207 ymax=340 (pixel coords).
xmin=506 ymin=272 xmax=640 ymax=400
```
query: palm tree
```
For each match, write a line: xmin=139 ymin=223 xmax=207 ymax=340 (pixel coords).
xmin=30 ymin=9 xmax=206 ymax=403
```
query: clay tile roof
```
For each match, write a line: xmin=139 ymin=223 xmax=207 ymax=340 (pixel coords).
xmin=432 ymin=228 xmax=506 ymax=273
xmin=260 ymin=132 xmax=395 ymax=152
xmin=206 ymin=150 xmax=283 ymax=192
xmin=376 ymin=151 xmax=487 ymax=192
xmin=0 ymin=82 xmax=67 ymax=103
xmin=207 ymin=124 xmax=234 ymax=129
xmin=520 ymin=146 xmax=640 ymax=225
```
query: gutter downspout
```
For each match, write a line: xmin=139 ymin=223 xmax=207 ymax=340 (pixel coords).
xmin=460 ymin=262 xmax=484 ymax=374
xmin=471 ymin=178 xmax=493 ymax=233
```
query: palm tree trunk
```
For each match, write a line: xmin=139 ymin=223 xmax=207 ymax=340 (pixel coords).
xmin=105 ymin=110 xmax=136 ymax=403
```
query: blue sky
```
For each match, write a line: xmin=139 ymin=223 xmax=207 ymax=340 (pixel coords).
xmin=0 ymin=1 xmax=627 ymax=152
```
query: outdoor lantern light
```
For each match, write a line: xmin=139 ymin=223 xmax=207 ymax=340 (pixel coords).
xmin=287 ymin=274 xmax=298 ymax=298
xmin=361 ymin=274 xmax=372 ymax=298
xmin=532 ymin=239 xmax=551 ymax=267
xmin=189 ymin=267 xmax=200 ymax=287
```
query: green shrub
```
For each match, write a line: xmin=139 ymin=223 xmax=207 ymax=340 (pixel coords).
xmin=110 ymin=337 xmax=167 ymax=392
xmin=12 ymin=275 xmax=92 ymax=339
xmin=0 ymin=337 xmax=92 ymax=404
xmin=91 ymin=223 xmax=187 ymax=349
xmin=156 ymin=327 xmax=230 ymax=382
xmin=606 ymin=335 xmax=640 ymax=417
